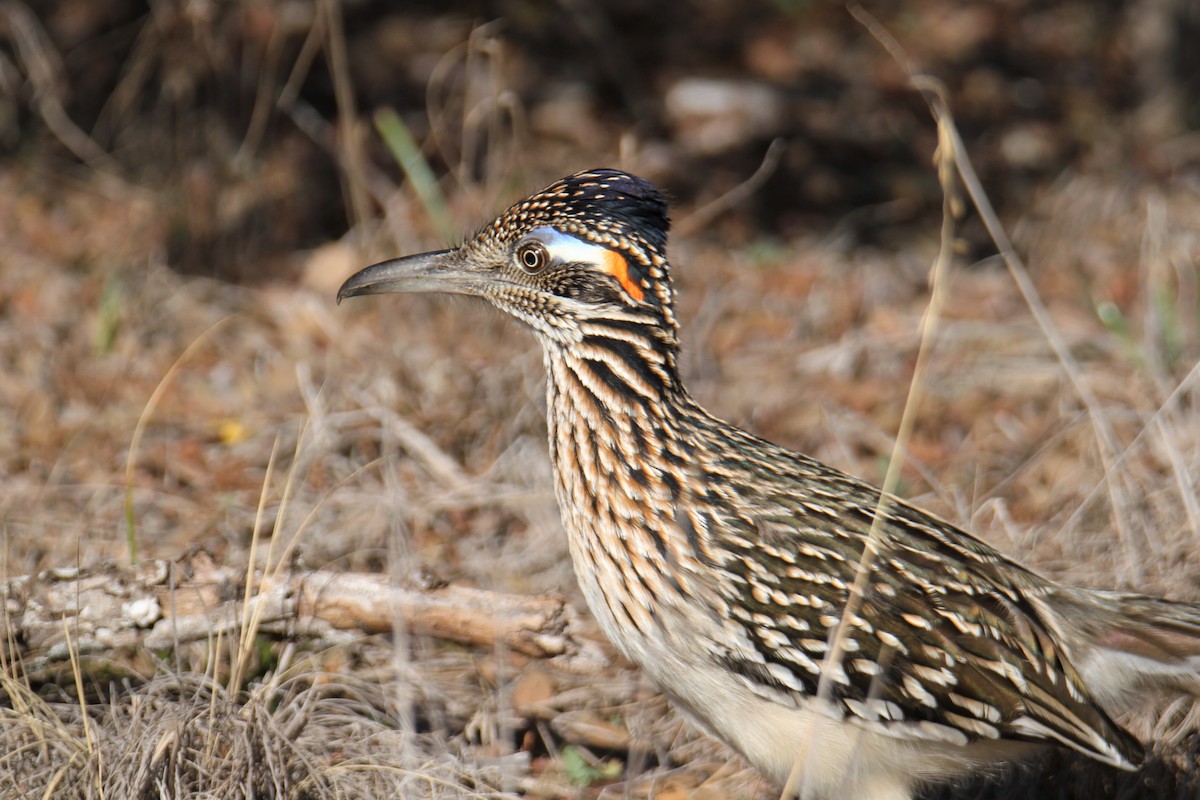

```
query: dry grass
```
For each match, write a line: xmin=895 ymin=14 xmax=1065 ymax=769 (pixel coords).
xmin=0 ymin=663 xmax=524 ymax=799
xmin=3 ymin=1 xmax=1200 ymax=797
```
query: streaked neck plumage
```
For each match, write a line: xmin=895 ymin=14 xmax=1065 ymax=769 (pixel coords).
xmin=538 ymin=302 xmax=732 ymax=652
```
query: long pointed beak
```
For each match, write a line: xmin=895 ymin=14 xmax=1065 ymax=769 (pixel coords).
xmin=337 ymin=249 xmax=480 ymax=304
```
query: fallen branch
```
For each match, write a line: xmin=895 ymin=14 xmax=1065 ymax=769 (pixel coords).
xmin=1 ymin=550 xmax=608 ymax=682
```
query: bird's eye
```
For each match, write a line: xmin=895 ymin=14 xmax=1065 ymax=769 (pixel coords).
xmin=517 ymin=242 xmax=549 ymax=273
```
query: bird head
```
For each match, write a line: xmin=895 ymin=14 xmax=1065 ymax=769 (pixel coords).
xmin=338 ymin=169 xmax=679 ymax=349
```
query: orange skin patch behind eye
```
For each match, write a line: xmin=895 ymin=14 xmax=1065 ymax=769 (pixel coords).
xmin=600 ymin=249 xmax=644 ymax=302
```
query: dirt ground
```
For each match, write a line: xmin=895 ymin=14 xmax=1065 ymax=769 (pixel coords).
xmin=3 ymin=1 xmax=1200 ymax=798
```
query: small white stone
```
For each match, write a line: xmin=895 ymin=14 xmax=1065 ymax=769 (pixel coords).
xmin=124 ymin=597 xmax=162 ymax=628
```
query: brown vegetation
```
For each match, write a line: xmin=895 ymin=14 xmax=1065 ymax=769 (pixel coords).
xmin=2 ymin=1 xmax=1199 ymax=797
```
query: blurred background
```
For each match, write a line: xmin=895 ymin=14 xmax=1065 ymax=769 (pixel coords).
xmin=3 ymin=1 xmax=1200 ymax=797
xmin=9 ymin=0 xmax=1199 ymax=281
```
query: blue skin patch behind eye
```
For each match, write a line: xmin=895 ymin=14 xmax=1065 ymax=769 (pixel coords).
xmin=524 ymin=227 xmax=608 ymax=266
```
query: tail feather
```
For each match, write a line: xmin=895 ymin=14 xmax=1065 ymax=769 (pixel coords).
xmin=1062 ymin=590 xmax=1200 ymax=708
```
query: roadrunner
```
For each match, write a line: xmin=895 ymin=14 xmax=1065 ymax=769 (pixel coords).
xmin=339 ymin=169 xmax=1200 ymax=799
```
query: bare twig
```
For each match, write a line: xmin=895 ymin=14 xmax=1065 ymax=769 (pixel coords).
xmin=124 ymin=316 xmax=235 ymax=566
xmin=675 ymin=139 xmax=788 ymax=239
xmin=792 ymin=37 xmax=960 ymax=799
xmin=849 ymin=3 xmax=1142 ymax=581
xmin=0 ymin=2 xmax=118 ymax=170
xmin=319 ymin=0 xmax=372 ymax=233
